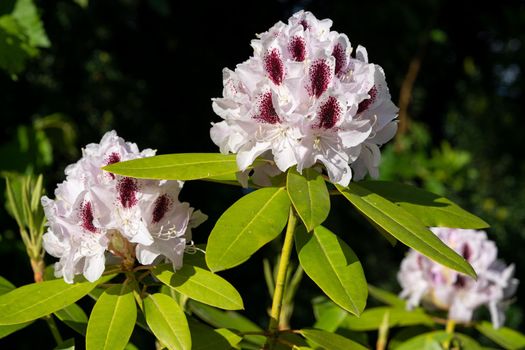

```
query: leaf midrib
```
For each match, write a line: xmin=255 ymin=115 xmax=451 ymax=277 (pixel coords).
xmin=340 ymin=187 xmax=472 ymax=276
xmin=314 ymin=232 xmax=360 ymax=314
xmin=155 ymin=268 xmax=241 ymax=309
xmin=150 ymin=296 xmax=185 ymax=350
xmin=102 ymin=285 xmax=129 ymax=350
xmin=212 ymin=188 xmax=285 ymax=268
xmin=0 ymin=281 xmax=93 ymax=323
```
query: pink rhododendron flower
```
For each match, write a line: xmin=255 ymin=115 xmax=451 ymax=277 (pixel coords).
xmin=398 ymin=227 xmax=518 ymax=328
xmin=210 ymin=10 xmax=398 ymax=186
xmin=42 ymin=131 xmax=206 ymax=283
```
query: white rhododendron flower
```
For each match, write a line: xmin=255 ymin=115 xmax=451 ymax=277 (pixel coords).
xmin=210 ymin=10 xmax=398 ymax=186
xmin=42 ymin=131 xmax=206 ymax=283
xmin=398 ymin=227 xmax=518 ymax=328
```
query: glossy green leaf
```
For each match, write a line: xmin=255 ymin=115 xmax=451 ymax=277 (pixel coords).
xmin=287 ymin=168 xmax=330 ymax=231
xmin=54 ymin=302 xmax=88 ymax=335
xmin=475 ymin=321 xmax=525 ymax=350
xmin=396 ymin=331 xmax=482 ymax=350
xmin=0 ymin=276 xmax=15 ymax=295
xmin=300 ymin=328 xmax=368 ymax=350
xmin=103 ymin=153 xmax=265 ymax=180
xmin=188 ymin=300 xmax=265 ymax=346
xmin=152 ymin=264 xmax=243 ymax=310
xmin=367 ymin=284 xmax=406 ymax=308
xmin=188 ymin=318 xmax=243 ymax=350
xmin=295 ymin=225 xmax=367 ymax=316
xmin=342 ymin=307 xmax=434 ymax=331
xmin=359 ymin=181 xmax=489 ymax=229
xmin=54 ymin=338 xmax=75 ymax=350
xmin=0 ymin=321 xmax=33 ymax=339
xmin=206 ymin=187 xmax=290 ymax=272
xmin=144 ymin=293 xmax=191 ymax=350
xmin=337 ymin=184 xmax=476 ymax=278
xmin=0 ymin=274 xmax=114 ymax=325
xmin=86 ymin=284 xmax=137 ymax=350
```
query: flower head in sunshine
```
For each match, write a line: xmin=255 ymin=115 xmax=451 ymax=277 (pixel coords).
xmin=42 ymin=131 xmax=206 ymax=283
xmin=210 ymin=10 xmax=398 ymax=186
xmin=398 ymin=227 xmax=518 ymax=328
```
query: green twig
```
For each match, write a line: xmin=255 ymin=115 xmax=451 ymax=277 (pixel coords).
xmin=266 ymin=207 xmax=298 ymax=349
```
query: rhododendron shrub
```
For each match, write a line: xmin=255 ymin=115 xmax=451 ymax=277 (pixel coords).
xmin=1 ymin=10 xmax=522 ymax=350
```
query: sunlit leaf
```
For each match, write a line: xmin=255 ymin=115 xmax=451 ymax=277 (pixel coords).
xmin=206 ymin=187 xmax=290 ymax=272
xmin=295 ymin=225 xmax=367 ymax=316
xmin=337 ymin=184 xmax=476 ymax=278
xmin=0 ymin=274 xmax=115 ymax=325
xmin=144 ymin=293 xmax=191 ymax=350
xmin=152 ymin=264 xmax=243 ymax=310
xmin=359 ymin=181 xmax=489 ymax=229
xmin=103 ymin=153 xmax=265 ymax=180
xmin=287 ymin=168 xmax=330 ymax=232
xmin=86 ymin=284 xmax=136 ymax=350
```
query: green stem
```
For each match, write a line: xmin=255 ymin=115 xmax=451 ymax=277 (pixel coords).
xmin=44 ymin=315 xmax=63 ymax=345
xmin=446 ymin=319 xmax=455 ymax=334
xmin=266 ymin=207 xmax=298 ymax=349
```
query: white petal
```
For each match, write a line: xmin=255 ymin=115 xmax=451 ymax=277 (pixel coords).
xmin=83 ymin=254 xmax=106 ymax=282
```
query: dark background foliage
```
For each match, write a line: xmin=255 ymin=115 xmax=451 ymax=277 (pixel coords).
xmin=0 ymin=0 xmax=524 ymax=348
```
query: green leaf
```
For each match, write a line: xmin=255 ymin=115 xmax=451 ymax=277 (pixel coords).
xmin=359 ymin=181 xmax=489 ymax=229
xmin=103 ymin=153 xmax=265 ymax=180
xmin=183 ymin=248 xmax=209 ymax=270
xmin=0 ymin=321 xmax=33 ymax=339
xmin=188 ymin=318 xmax=243 ymax=350
xmin=86 ymin=284 xmax=137 ymax=350
xmin=0 ymin=15 xmax=36 ymax=75
xmin=295 ymin=225 xmax=367 ymax=316
xmin=0 ymin=276 xmax=15 ymax=295
xmin=143 ymin=293 xmax=191 ymax=350
xmin=395 ymin=331 xmax=482 ymax=350
xmin=54 ymin=302 xmax=88 ymax=335
xmin=206 ymin=187 xmax=290 ymax=272
xmin=313 ymin=303 xmax=347 ymax=332
xmin=342 ymin=307 xmax=434 ymax=331
xmin=337 ymin=184 xmax=476 ymax=278
xmin=188 ymin=300 xmax=265 ymax=346
xmin=475 ymin=321 xmax=525 ymax=350
xmin=0 ymin=274 xmax=114 ymax=325
xmin=367 ymin=284 xmax=406 ymax=308
xmin=287 ymin=168 xmax=330 ymax=232
xmin=152 ymin=264 xmax=243 ymax=310
xmin=300 ymin=328 xmax=368 ymax=350
xmin=54 ymin=338 xmax=75 ymax=350
xmin=11 ymin=0 xmax=50 ymax=47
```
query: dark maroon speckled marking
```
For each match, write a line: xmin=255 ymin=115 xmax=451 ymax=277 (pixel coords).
xmin=316 ymin=96 xmax=341 ymax=129
xmin=80 ymin=201 xmax=97 ymax=233
xmin=117 ymin=177 xmax=138 ymax=208
xmin=264 ymin=49 xmax=285 ymax=85
xmin=255 ymin=92 xmax=280 ymax=124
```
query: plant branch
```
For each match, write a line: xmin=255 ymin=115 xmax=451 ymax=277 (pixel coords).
xmin=266 ymin=207 xmax=298 ymax=349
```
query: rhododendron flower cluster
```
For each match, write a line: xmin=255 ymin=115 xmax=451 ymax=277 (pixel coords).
xmin=210 ymin=10 xmax=398 ymax=186
xmin=398 ymin=227 xmax=518 ymax=328
xmin=42 ymin=131 xmax=206 ymax=283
